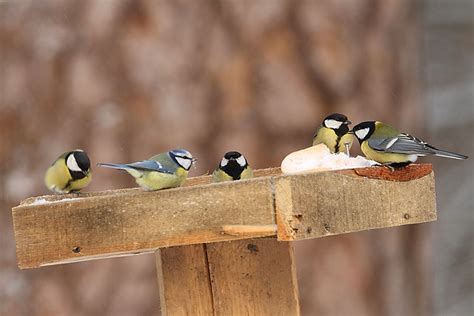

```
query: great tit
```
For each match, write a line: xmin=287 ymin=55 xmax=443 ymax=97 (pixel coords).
xmin=352 ymin=121 xmax=468 ymax=168
xmin=212 ymin=151 xmax=253 ymax=182
xmin=44 ymin=149 xmax=92 ymax=193
xmin=98 ymin=149 xmax=196 ymax=191
xmin=313 ymin=113 xmax=353 ymax=154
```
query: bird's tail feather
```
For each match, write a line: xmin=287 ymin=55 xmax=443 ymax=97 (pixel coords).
xmin=97 ymin=163 xmax=131 ymax=170
xmin=433 ymin=149 xmax=468 ymax=160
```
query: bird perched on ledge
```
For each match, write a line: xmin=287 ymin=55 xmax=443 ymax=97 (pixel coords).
xmin=98 ymin=149 xmax=196 ymax=191
xmin=313 ymin=113 xmax=353 ymax=154
xmin=44 ymin=149 xmax=92 ymax=194
xmin=213 ymin=151 xmax=253 ymax=182
xmin=352 ymin=121 xmax=468 ymax=168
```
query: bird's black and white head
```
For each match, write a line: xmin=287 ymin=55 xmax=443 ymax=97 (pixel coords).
xmin=169 ymin=149 xmax=195 ymax=170
xmin=66 ymin=150 xmax=91 ymax=178
xmin=322 ymin=113 xmax=351 ymax=136
xmin=351 ymin=121 xmax=376 ymax=143
xmin=219 ymin=151 xmax=248 ymax=180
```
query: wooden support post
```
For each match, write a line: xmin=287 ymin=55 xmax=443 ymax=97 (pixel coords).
xmin=156 ymin=238 xmax=300 ymax=316
xmin=156 ymin=244 xmax=214 ymax=315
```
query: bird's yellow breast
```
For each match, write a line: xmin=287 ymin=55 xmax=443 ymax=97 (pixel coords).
xmin=361 ymin=141 xmax=411 ymax=164
xmin=213 ymin=166 xmax=254 ymax=183
xmin=136 ymin=168 xmax=188 ymax=191
xmin=240 ymin=167 xmax=254 ymax=180
xmin=313 ymin=127 xmax=353 ymax=153
xmin=338 ymin=133 xmax=353 ymax=153
xmin=212 ymin=169 xmax=234 ymax=182
xmin=44 ymin=159 xmax=91 ymax=193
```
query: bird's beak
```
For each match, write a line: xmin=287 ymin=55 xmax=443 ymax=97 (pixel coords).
xmin=345 ymin=120 xmax=352 ymax=125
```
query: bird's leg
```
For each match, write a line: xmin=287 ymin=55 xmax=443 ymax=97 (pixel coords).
xmin=344 ymin=142 xmax=351 ymax=156
xmin=382 ymin=164 xmax=395 ymax=172
xmin=69 ymin=191 xmax=85 ymax=198
xmin=372 ymin=162 xmax=395 ymax=172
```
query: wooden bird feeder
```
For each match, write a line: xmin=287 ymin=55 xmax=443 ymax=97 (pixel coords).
xmin=12 ymin=165 xmax=436 ymax=315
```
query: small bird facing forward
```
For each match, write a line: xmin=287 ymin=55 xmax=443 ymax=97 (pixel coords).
xmin=352 ymin=121 xmax=468 ymax=168
xmin=212 ymin=151 xmax=253 ymax=182
xmin=44 ymin=149 xmax=92 ymax=193
xmin=98 ymin=149 xmax=195 ymax=191
xmin=313 ymin=113 xmax=353 ymax=154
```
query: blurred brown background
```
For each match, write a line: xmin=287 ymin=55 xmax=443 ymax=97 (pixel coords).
xmin=0 ymin=1 xmax=472 ymax=315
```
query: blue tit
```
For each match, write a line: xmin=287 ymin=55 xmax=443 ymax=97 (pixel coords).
xmin=212 ymin=151 xmax=253 ymax=182
xmin=352 ymin=121 xmax=468 ymax=168
xmin=98 ymin=149 xmax=196 ymax=191
xmin=313 ymin=113 xmax=353 ymax=154
xmin=44 ymin=149 xmax=92 ymax=193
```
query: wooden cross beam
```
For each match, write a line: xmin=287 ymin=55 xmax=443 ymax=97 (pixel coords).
xmin=11 ymin=165 xmax=436 ymax=315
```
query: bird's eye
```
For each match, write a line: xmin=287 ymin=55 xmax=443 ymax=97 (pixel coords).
xmin=176 ymin=154 xmax=192 ymax=160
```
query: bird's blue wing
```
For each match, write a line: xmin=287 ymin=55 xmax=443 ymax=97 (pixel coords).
xmin=126 ymin=160 xmax=174 ymax=174
xmin=368 ymin=134 xmax=436 ymax=155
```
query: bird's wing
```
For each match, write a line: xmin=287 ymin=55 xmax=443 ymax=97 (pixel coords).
xmin=127 ymin=160 xmax=174 ymax=174
xmin=368 ymin=133 xmax=436 ymax=155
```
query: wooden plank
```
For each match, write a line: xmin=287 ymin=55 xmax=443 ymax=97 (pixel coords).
xmin=206 ymin=238 xmax=300 ymax=315
xmin=275 ymin=167 xmax=437 ymax=241
xmin=12 ymin=165 xmax=437 ymax=269
xmin=19 ymin=168 xmax=281 ymax=205
xmin=156 ymin=238 xmax=300 ymax=316
xmin=156 ymin=244 xmax=214 ymax=316
xmin=13 ymin=177 xmax=275 ymax=269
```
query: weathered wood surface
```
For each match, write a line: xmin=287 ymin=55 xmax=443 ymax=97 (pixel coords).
xmin=156 ymin=238 xmax=300 ymax=316
xmin=13 ymin=177 xmax=275 ymax=269
xmin=19 ymin=168 xmax=281 ymax=205
xmin=156 ymin=244 xmax=214 ymax=316
xmin=276 ymin=166 xmax=437 ymax=241
xmin=12 ymin=165 xmax=436 ymax=269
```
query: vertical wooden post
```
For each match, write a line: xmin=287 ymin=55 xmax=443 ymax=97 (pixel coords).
xmin=156 ymin=237 xmax=300 ymax=316
xmin=156 ymin=244 xmax=214 ymax=315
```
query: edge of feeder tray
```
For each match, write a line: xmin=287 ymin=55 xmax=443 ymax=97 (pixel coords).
xmin=11 ymin=164 xmax=436 ymax=269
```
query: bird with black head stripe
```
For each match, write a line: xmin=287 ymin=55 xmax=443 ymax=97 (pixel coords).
xmin=313 ymin=113 xmax=353 ymax=154
xmin=212 ymin=151 xmax=253 ymax=182
xmin=44 ymin=149 xmax=92 ymax=193
xmin=352 ymin=121 xmax=468 ymax=168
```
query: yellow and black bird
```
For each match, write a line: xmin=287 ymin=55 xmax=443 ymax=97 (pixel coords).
xmin=312 ymin=113 xmax=353 ymax=154
xmin=98 ymin=149 xmax=195 ymax=191
xmin=44 ymin=150 xmax=92 ymax=193
xmin=212 ymin=151 xmax=253 ymax=182
xmin=352 ymin=121 xmax=468 ymax=168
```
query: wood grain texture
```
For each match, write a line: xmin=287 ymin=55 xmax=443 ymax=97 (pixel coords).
xmin=156 ymin=245 xmax=214 ymax=316
xmin=207 ymin=238 xmax=300 ymax=316
xmin=13 ymin=177 xmax=275 ymax=269
xmin=156 ymin=238 xmax=300 ymax=316
xmin=12 ymin=165 xmax=437 ymax=268
xmin=19 ymin=168 xmax=281 ymax=205
xmin=275 ymin=169 xmax=437 ymax=241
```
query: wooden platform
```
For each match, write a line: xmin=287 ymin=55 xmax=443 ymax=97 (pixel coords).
xmin=12 ymin=164 xmax=436 ymax=269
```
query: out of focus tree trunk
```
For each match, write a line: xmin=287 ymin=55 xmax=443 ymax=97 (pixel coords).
xmin=0 ymin=1 xmax=429 ymax=315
